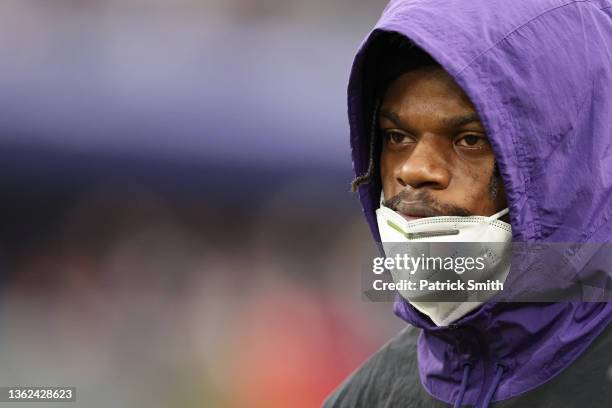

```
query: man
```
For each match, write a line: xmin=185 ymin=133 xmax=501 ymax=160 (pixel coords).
xmin=324 ymin=0 xmax=612 ymax=407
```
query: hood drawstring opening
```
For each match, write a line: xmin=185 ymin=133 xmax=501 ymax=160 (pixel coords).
xmin=453 ymin=364 xmax=471 ymax=408
xmin=479 ymin=364 xmax=505 ymax=408
xmin=453 ymin=363 xmax=504 ymax=408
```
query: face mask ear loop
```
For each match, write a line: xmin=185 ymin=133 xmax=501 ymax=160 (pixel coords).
xmin=486 ymin=208 xmax=509 ymax=223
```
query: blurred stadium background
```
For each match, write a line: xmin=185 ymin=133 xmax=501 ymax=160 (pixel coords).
xmin=0 ymin=1 xmax=405 ymax=407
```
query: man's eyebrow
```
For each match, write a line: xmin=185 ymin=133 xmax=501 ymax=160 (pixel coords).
xmin=380 ymin=110 xmax=482 ymax=129
xmin=379 ymin=109 xmax=405 ymax=128
xmin=442 ymin=113 xmax=482 ymax=128
xmin=379 ymin=110 xmax=484 ymax=135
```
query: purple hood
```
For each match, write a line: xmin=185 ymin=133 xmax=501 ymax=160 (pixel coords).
xmin=348 ymin=0 xmax=612 ymax=405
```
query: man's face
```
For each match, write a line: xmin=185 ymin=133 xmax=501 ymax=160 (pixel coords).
xmin=379 ymin=66 xmax=507 ymax=220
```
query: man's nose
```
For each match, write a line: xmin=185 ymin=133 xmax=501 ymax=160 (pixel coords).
xmin=394 ymin=137 xmax=451 ymax=190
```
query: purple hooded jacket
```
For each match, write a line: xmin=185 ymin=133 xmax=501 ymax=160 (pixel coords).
xmin=328 ymin=0 xmax=612 ymax=406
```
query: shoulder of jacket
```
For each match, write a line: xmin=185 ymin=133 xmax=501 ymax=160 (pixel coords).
xmin=321 ymin=326 xmax=421 ymax=408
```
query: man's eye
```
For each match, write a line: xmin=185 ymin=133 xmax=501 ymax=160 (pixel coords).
xmin=456 ymin=134 xmax=488 ymax=148
xmin=384 ymin=130 xmax=413 ymax=145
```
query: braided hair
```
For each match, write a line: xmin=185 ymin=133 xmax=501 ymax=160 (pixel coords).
xmin=350 ymin=97 xmax=381 ymax=192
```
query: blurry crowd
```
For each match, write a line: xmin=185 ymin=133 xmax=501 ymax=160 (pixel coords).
xmin=0 ymin=173 xmax=403 ymax=407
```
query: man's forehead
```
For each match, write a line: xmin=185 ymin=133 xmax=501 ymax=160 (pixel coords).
xmin=382 ymin=68 xmax=472 ymax=104
xmin=380 ymin=68 xmax=479 ymax=124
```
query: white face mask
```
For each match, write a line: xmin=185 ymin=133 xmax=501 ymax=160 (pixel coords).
xmin=375 ymin=192 xmax=512 ymax=326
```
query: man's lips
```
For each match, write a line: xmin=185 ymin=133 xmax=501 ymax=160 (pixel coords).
xmin=393 ymin=203 xmax=445 ymax=221
xmin=400 ymin=214 xmax=425 ymax=222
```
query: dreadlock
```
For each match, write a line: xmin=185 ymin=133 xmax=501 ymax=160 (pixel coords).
xmin=350 ymin=98 xmax=381 ymax=192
